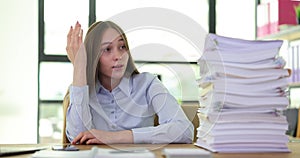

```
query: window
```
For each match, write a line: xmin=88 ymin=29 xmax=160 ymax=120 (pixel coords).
xmin=289 ymin=86 xmax=300 ymax=108
xmin=39 ymin=0 xmax=89 ymax=143
xmin=136 ymin=63 xmax=200 ymax=102
xmin=39 ymin=62 xmax=73 ymax=100
xmin=216 ymin=0 xmax=256 ymax=40
xmin=44 ymin=0 xmax=89 ymax=55
xmin=288 ymin=40 xmax=300 ymax=83
xmin=39 ymin=0 xmax=207 ymax=143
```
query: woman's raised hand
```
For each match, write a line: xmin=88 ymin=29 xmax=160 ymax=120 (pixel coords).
xmin=66 ymin=21 xmax=83 ymax=65
xmin=66 ymin=21 xmax=87 ymax=86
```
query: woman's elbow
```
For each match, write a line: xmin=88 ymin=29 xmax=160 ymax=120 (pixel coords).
xmin=174 ymin=121 xmax=194 ymax=143
xmin=183 ymin=122 xmax=194 ymax=143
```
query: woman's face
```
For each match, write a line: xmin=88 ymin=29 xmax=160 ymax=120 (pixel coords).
xmin=99 ymin=28 xmax=129 ymax=82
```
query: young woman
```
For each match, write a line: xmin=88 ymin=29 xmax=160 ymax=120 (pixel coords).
xmin=65 ymin=21 xmax=194 ymax=144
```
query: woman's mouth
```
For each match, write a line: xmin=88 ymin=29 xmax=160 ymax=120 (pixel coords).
xmin=112 ymin=64 xmax=124 ymax=70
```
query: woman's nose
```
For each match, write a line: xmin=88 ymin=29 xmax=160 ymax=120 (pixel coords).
xmin=113 ymin=49 xmax=122 ymax=61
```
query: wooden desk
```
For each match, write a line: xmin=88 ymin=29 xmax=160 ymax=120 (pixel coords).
xmin=2 ymin=142 xmax=300 ymax=158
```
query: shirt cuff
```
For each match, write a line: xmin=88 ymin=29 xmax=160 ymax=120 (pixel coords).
xmin=132 ymin=127 xmax=155 ymax=144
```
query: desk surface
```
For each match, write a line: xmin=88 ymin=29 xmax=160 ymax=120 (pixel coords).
xmin=2 ymin=142 xmax=300 ymax=158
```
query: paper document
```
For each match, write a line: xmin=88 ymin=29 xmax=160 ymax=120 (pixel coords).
xmin=163 ymin=148 xmax=211 ymax=158
xmin=32 ymin=147 xmax=155 ymax=158
xmin=195 ymin=33 xmax=290 ymax=153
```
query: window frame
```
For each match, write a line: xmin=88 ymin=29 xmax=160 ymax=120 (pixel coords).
xmin=38 ymin=0 xmax=212 ymax=143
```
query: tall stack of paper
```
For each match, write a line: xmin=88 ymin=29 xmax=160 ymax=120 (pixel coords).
xmin=195 ymin=33 xmax=291 ymax=153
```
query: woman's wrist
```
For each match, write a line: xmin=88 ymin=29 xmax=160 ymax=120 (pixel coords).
xmin=114 ymin=130 xmax=133 ymax=144
xmin=73 ymin=66 xmax=87 ymax=86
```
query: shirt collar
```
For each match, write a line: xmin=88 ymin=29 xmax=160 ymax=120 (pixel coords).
xmin=96 ymin=76 xmax=131 ymax=97
xmin=117 ymin=76 xmax=130 ymax=97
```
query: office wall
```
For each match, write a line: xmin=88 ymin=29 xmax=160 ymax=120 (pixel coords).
xmin=0 ymin=0 xmax=38 ymax=143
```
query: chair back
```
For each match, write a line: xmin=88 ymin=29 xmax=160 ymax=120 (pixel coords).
xmin=284 ymin=108 xmax=300 ymax=138
xmin=62 ymin=89 xmax=70 ymax=143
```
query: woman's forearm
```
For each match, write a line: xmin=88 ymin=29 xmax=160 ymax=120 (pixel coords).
xmin=114 ymin=130 xmax=134 ymax=144
xmin=72 ymin=44 xmax=87 ymax=87
xmin=72 ymin=129 xmax=133 ymax=144
xmin=66 ymin=86 xmax=91 ymax=142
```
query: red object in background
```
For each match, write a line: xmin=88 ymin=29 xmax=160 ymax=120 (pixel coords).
xmin=257 ymin=0 xmax=300 ymax=38
xmin=278 ymin=0 xmax=300 ymax=26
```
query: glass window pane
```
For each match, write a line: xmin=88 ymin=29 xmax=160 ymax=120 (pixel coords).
xmin=288 ymin=40 xmax=300 ymax=83
xmin=39 ymin=103 xmax=63 ymax=143
xmin=96 ymin=0 xmax=208 ymax=62
xmin=136 ymin=63 xmax=200 ymax=102
xmin=44 ymin=0 xmax=89 ymax=55
xmin=216 ymin=0 xmax=256 ymax=40
xmin=126 ymin=29 xmax=202 ymax=62
xmin=290 ymin=87 xmax=300 ymax=108
xmin=96 ymin=0 xmax=207 ymax=28
xmin=39 ymin=62 xmax=73 ymax=100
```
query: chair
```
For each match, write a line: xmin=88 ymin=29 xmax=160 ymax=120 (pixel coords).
xmin=180 ymin=102 xmax=199 ymax=142
xmin=61 ymin=91 xmax=199 ymax=143
xmin=62 ymin=89 xmax=70 ymax=143
xmin=284 ymin=108 xmax=300 ymax=138
xmin=153 ymin=102 xmax=199 ymax=142
xmin=297 ymin=108 xmax=300 ymax=138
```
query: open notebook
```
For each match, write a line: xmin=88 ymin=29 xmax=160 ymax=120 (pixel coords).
xmin=0 ymin=146 xmax=48 ymax=156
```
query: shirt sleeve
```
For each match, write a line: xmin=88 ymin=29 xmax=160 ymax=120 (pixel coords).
xmin=131 ymin=77 xmax=194 ymax=144
xmin=66 ymin=85 xmax=93 ymax=142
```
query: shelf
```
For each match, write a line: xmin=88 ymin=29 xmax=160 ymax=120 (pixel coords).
xmin=257 ymin=25 xmax=300 ymax=41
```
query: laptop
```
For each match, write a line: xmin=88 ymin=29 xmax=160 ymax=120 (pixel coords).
xmin=0 ymin=146 xmax=48 ymax=156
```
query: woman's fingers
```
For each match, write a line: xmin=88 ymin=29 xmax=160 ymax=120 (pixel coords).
xmin=66 ymin=26 xmax=74 ymax=62
xmin=79 ymin=135 xmax=88 ymax=144
xmin=72 ymin=131 xmax=96 ymax=144
xmin=71 ymin=132 xmax=83 ymax=144
xmin=72 ymin=22 xmax=81 ymax=48
xmin=66 ymin=21 xmax=83 ymax=64
xmin=79 ymin=28 xmax=83 ymax=44
xmin=66 ymin=26 xmax=72 ymax=50
xmin=71 ymin=22 xmax=78 ymax=47
xmin=86 ymin=138 xmax=102 ymax=145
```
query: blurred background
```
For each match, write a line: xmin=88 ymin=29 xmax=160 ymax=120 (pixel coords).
xmin=0 ymin=0 xmax=299 ymax=144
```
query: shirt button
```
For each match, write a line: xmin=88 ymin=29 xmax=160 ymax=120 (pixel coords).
xmin=111 ymin=125 xmax=116 ymax=129
xmin=111 ymin=100 xmax=114 ymax=103
xmin=111 ymin=111 xmax=115 ymax=114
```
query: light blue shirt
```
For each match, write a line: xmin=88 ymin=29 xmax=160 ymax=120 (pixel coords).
xmin=66 ymin=72 xmax=194 ymax=144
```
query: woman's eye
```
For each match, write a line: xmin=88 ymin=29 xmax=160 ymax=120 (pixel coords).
xmin=103 ymin=47 xmax=111 ymax=52
xmin=120 ymin=45 xmax=126 ymax=50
